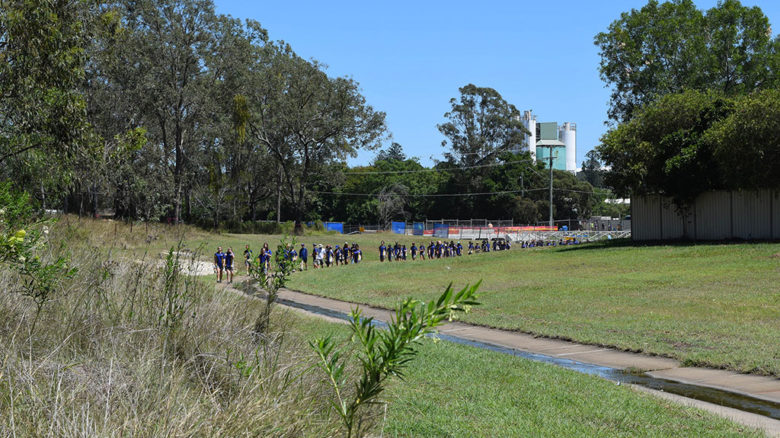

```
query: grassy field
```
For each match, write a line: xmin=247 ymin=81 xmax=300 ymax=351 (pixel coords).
xmin=292 ymin=309 xmax=762 ymax=437
xmin=68 ymin=219 xmax=780 ymax=375
xmin=287 ymin=240 xmax=780 ymax=376
xmin=3 ymin=218 xmax=765 ymax=436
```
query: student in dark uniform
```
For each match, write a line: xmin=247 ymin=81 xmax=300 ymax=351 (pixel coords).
xmin=379 ymin=241 xmax=386 ymax=262
xmin=419 ymin=243 xmax=426 ymax=260
xmin=299 ymin=243 xmax=308 ymax=270
xmin=410 ymin=243 xmax=417 ymax=260
xmin=224 ymin=248 xmax=235 ymax=283
xmin=402 ymin=245 xmax=407 ymax=261
xmin=325 ymin=245 xmax=334 ymax=267
xmin=353 ymin=244 xmax=361 ymax=264
xmin=243 ymin=245 xmax=253 ymax=275
xmin=214 ymin=247 xmax=224 ymax=283
xmin=343 ymin=243 xmax=351 ymax=264
xmin=456 ymin=241 xmax=463 ymax=256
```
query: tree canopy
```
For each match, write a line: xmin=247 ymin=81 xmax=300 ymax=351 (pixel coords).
xmin=598 ymin=89 xmax=780 ymax=202
xmin=1 ymin=0 xmax=598 ymax=228
xmin=595 ymin=0 xmax=779 ymax=122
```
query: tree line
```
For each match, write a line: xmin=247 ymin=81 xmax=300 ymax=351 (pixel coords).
xmin=1 ymin=0 xmax=599 ymax=231
xmin=594 ymin=0 xmax=780 ymax=202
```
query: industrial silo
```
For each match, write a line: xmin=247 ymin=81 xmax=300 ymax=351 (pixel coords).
xmin=559 ymin=122 xmax=576 ymax=172
xmin=522 ymin=110 xmax=537 ymax=159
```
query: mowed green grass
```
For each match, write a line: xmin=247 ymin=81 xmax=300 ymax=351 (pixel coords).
xmin=89 ymin=220 xmax=779 ymax=376
xmin=289 ymin=309 xmax=762 ymax=437
xmin=284 ymin=240 xmax=780 ymax=376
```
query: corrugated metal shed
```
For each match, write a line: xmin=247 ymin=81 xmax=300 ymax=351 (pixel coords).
xmin=732 ymin=191 xmax=772 ymax=239
xmin=773 ymin=191 xmax=780 ymax=240
xmin=695 ymin=191 xmax=731 ymax=240
xmin=660 ymin=198 xmax=685 ymax=239
xmin=632 ymin=190 xmax=779 ymax=241
xmin=632 ymin=195 xmax=660 ymax=240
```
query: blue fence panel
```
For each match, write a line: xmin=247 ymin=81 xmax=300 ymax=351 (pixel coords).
xmin=391 ymin=221 xmax=406 ymax=234
xmin=433 ymin=224 xmax=449 ymax=238
xmin=324 ymin=222 xmax=343 ymax=234
xmin=412 ymin=222 xmax=424 ymax=236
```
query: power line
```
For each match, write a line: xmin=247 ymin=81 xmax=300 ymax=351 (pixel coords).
xmin=310 ymin=187 xmax=593 ymax=198
xmin=342 ymin=159 xmax=538 ymax=175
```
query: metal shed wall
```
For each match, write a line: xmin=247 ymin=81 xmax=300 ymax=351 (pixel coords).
xmin=659 ymin=197 xmax=686 ymax=239
xmin=695 ymin=192 xmax=732 ymax=240
xmin=731 ymin=191 xmax=772 ymax=239
xmin=773 ymin=191 xmax=780 ymax=239
xmin=632 ymin=190 xmax=778 ymax=241
xmin=631 ymin=195 xmax=661 ymax=240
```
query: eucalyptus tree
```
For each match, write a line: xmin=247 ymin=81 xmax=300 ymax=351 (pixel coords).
xmin=238 ymin=45 xmax=386 ymax=233
xmin=435 ymin=85 xmax=528 ymax=218
xmin=113 ymin=0 xmax=220 ymax=223
xmin=0 ymin=0 xmax=95 ymax=197
xmin=438 ymin=84 xmax=528 ymax=167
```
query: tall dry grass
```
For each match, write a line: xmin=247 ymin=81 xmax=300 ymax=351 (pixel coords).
xmin=0 ymin=218 xmax=341 ymax=437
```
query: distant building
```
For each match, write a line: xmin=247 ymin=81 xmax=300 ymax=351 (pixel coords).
xmin=515 ymin=110 xmax=576 ymax=172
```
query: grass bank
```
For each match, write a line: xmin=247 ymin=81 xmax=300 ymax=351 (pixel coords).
xmin=1 ymin=219 xmax=766 ymax=436
xmin=287 ymin=241 xmax=780 ymax=376
xmin=293 ymin=308 xmax=762 ymax=437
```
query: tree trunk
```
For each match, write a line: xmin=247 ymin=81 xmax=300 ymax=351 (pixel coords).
xmin=276 ymin=166 xmax=281 ymax=224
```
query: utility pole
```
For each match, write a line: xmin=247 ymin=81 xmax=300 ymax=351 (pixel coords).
xmin=520 ymin=174 xmax=524 ymax=197
xmin=548 ymin=149 xmax=554 ymax=228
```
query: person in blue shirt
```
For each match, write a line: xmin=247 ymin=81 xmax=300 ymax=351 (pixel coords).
xmin=418 ymin=243 xmax=426 ymax=260
xmin=352 ymin=244 xmax=361 ymax=264
xmin=410 ymin=243 xmax=417 ymax=260
xmin=214 ymin=247 xmax=224 ymax=283
xmin=456 ymin=241 xmax=463 ymax=256
xmin=468 ymin=241 xmax=474 ymax=254
xmin=299 ymin=243 xmax=308 ymax=271
xmin=224 ymin=248 xmax=235 ymax=284
xmin=328 ymin=245 xmax=336 ymax=267
xmin=379 ymin=241 xmax=386 ymax=262
xmin=342 ymin=244 xmax=350 ymax=264
xmin=402 ymin=245 xmax=407 ymax=261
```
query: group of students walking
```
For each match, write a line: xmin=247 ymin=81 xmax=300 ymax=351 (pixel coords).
xmin=378 ymin=239 xmax=514 ymax=262
xmin=304 ymin=242 xmax=364 ymax=269
xmin=212 ymin=235 xmax=584 ymax=282
xmin=214 ymin=242 xmax=365 ymax=281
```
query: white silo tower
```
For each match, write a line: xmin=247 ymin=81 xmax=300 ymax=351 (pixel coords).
xmin=559 ymin=122 xmax=576 ymax=172
xmin=522 ymin=110 xmax=537 ymax=160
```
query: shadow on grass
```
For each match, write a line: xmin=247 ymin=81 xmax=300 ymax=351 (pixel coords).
xmin=554 ymin=238 xmax=778 ymax=252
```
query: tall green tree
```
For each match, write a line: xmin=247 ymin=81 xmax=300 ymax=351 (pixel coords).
xmin=374 ymin=142 xmax=406 ymax=163
xmin=240 ymin=45 xmax=386 ymax=233
xmin=598 ymin=90 xmax=734 ymax=202
xmin=0 ymin=0 xmax=94 ymax=187
xmin=116 ymin=0 xmax=220 ymax=223
xmin=579 ymin=150 xmax=605 ymax=188
xmin=438 ymin=84 xmax=528 ymax=166
xmin=595 ymin=0 xmax=778 ymax=122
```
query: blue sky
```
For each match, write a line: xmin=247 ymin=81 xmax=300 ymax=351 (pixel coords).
xmin=214 ymin=0 xmax=780 ymax=168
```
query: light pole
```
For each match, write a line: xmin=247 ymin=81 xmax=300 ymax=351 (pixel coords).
xmin=548 ymin=150 xmax=554 ymax=228
xmin=536 ymin=145 xmax=556 ymax=228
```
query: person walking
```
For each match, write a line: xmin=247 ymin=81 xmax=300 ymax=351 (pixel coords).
xmin=224 ymin=248 xmax=235 ymax=284
xmin=243 ymin=245 xmax=252 ymax=275
xmin=213 ymin=247 xmax=225 ymax=283
xmin=299 ymin=243 xmax=308 ymax=271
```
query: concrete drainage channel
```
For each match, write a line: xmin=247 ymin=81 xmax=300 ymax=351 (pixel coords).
xmin=275 ymin=296 xmax=780 ymax=429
